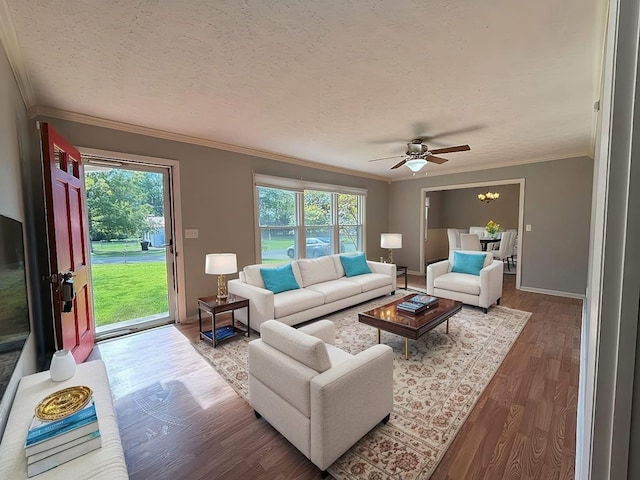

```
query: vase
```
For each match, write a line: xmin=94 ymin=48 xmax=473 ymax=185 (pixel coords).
xmin=49 ymin=349 xmax=76 ymax=382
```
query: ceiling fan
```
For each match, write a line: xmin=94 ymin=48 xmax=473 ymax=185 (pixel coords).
xmin=369 ymin=139 xmax=471 ymax=171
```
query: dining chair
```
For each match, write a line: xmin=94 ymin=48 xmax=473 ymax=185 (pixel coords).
xmin=460 ymin=233 xmax=482 ymax=251
xmin=447 ymin=228 xmax=463 ymax=251
xmin=492 ymin=231 xmax=516 ymax=270
xmin=469 ymin=226 xmax=486 ymax=237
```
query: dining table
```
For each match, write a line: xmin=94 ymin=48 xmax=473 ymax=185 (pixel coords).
xmin=479 ymin=237 xmax=501 ymax=251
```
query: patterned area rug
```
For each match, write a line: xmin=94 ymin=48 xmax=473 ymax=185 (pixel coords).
xmin=191 ymin=292 xmax=531 ymax=479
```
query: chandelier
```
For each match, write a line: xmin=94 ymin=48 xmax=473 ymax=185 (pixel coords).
xmin=478 ymin=192 xmax=499 ymax=203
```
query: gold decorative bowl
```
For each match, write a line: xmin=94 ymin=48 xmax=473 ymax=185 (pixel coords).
xmin=35 ymin=385 xmax=93 ymax=421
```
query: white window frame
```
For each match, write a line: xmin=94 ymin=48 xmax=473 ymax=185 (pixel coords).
xmin=253 ymin=174 xmax=367 ymax=262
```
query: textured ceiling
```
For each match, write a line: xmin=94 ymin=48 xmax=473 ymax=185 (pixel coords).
xmin=4 ymin=0 xmax=606 ymax=180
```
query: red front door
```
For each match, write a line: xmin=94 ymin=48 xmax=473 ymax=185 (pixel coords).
xmin=41 ymin=123 xmax=94 ymax=363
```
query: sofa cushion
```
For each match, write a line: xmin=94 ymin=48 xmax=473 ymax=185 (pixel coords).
xmin=339 ymin=253 xmax=372 ymax=277
xmin=274 ymin=289 xmax=325 ymax=318
xmin=297 ymin=256 xmax=339 ymax=287
xmin=260 ymin=264 xmax=300 ymax=294
xmin=434 ymin=272 xmax=481 ymax=296
xmin=451 ymin=251 xmax=487 ymax=276
xmin=244 ymin=262 xmax=303 ymax=289
xmin=342 ymin=272 xmax=391 ymax=292
xmin=307 ymin=279 xmax=362 ymax=303
xmin=260 ymin=320 xmax=332 ymax=373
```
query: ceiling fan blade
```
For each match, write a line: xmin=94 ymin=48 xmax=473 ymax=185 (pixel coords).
xmin=428 ymin=156 xmax=448 ymax=164
xmin=429 ymin=144 xmax=471 ymax=155
xmin=391 ymin=158 xmax=407 ymax=169
xmin=367 ymin=155 xmax=404 ymax=163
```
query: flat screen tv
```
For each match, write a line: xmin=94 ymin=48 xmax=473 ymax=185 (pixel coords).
xmin=0 ymin=214 xmax=30 ymax=400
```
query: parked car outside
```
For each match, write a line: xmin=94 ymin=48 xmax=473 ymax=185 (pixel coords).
xmin=287 ymin=237 xmax=331 ymax=258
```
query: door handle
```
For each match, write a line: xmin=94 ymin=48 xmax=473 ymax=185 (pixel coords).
xmin=60 ymin=272 xmax=75 ymax=313
xmin=156 ymin=239 xmax=173 ymax=254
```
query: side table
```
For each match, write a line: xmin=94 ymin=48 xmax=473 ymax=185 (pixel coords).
xmin=396 ymin=265 xmax=408 ymax=290
xmin=198 ymin=294 xmax=250 ymax=347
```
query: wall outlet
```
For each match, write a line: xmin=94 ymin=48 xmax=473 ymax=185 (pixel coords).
xmin=184 ymin=228 xmax=199 ymax=239
xmin=526 ymin=224 xmax=532 ymax=232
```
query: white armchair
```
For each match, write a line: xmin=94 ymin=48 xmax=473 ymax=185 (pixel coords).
xmin=426 ymin=250 xmax=503 ymax=313
xmin=249 ymin=320 xmax=393 ymax=475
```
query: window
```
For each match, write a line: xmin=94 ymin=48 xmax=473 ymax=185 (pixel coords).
xmin=255 ymin=175 xmax=366 ymax=263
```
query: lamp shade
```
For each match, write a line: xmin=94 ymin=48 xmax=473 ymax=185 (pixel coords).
xmin=404 ymin=158 xmax=427 ymax=172
xmin=205 ymin=253 xmax=237 ymax=275
xmin=380 ymin=233 xmax=403 ymax=249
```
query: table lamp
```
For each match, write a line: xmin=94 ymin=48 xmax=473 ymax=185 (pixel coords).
xmin=380 ymin=233 xmax=402 ymax=264
xmin=205 ymin=253 xmax=238 ymax=301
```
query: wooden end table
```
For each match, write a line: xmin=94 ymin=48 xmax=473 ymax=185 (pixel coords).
xmin=198 ymin=294 xmax=250 ymax=347
xmin=358 ymin=295 xmax=461 ymax=359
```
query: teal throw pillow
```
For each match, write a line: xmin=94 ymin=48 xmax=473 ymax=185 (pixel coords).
xmin=260 ymin=264 xmax=300 ymax=294
xmin=451 ymin=251 xmax=487 ymax=276
xmin=339 ymin=253 xmax=372 ymax=277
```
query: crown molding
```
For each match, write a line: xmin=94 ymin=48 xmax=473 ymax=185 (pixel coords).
xmin=29 ymin=105 xmax=389 ymax=183
xmin=0 ymin=0 xmax=35 ymax=108
xmin=391 ymin=151 xmax=593 ymax=182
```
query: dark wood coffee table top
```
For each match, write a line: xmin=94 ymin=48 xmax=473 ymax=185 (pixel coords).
xmin=358 ymin=294 xmax=462 ymax=340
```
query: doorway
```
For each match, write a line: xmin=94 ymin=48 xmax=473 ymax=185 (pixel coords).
xmin=420 ymin=179 xmax=525 ymax=289
xmin=81 ymin=151 xmax=183 ymax=339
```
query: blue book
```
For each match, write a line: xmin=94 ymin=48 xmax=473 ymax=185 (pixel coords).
xmin=26 ymin=399 xmax=96 ymax=445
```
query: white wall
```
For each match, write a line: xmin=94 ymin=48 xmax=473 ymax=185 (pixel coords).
xmin=0 ymin=44 xmax=37 ymax=435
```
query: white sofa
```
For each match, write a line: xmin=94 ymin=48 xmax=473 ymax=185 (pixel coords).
xmin=249 ymin=319 xmax=393 ymax=474
xmin=426 ymin=250 xmax=503 ymax=313
xmin=228 ymin=254 xmax=396 ymax=331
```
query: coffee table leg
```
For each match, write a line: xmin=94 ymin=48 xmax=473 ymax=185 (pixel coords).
xmin=405 ymin=338 xmax=409 ymax=360
xmin=377 ymin=328 xmax=381 ymax=344
xmin=446 ymin=319 xmax=449 ymax=334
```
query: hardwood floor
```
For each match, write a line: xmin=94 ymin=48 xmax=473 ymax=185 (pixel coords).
xmin=93 ymin=273 xmax=582 ymax=479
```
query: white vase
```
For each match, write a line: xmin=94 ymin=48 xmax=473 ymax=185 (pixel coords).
xmin=49 ymin=349 xmax=76 ymax=382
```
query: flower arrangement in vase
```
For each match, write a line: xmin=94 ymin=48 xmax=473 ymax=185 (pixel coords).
xmin=485 ymin=220 xmax=501 ymax=237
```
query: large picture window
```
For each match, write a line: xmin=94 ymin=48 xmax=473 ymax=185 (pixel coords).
xmin=255 ymin=175 xmax=366 ymax=264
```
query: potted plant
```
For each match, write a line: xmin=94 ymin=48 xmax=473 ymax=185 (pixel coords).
xmin=485 ymin=220 xmax=501 ymax=238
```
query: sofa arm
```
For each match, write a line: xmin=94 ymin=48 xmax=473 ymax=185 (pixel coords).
xmin=309 ymin=344 xmax=393 ymax=470
xmin=426 ymin=260 xmax=450 ymax=294
xmin=479 ymin=260 xmax=504 ymax=308
xmin=298 ymin=320 xmax=335 ymax=345
xmin=228 ymin=279 xmax=274 ymax=331
xmin=367 ymin=261 xmax=397 ymax=291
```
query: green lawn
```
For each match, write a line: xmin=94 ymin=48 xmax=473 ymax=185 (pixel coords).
xmin=91 ymin=262 xmax=168 ymax=326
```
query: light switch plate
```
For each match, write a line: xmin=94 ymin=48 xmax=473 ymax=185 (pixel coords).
xmin=184 ymin=228 xmax=199 ymax=239
xmin=526 ymin=224 xmax=532 ymax=232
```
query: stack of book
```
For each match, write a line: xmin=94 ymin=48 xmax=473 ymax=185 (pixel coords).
xmin=396 ymin=295 xmax=439 ymax=314
xmin=24 ymin=397 xmax=101 ymax=477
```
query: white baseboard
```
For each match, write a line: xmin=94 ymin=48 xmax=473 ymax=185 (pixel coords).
xmin=519 ymin=286 xmax=586 ymax=300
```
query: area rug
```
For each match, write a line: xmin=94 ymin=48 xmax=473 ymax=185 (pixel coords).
xmin=191 ymin=292 xmax=531 ymax=479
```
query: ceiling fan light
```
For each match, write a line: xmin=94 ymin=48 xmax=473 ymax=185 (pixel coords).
xmin=405 ymin=158 xmax=427 ymax=172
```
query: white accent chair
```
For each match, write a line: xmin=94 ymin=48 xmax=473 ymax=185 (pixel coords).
xmin=249 ymin=320 xmax=394 ymax=476
xmin=460 ymin=233 xmax=482 ymax=251
xmin=469 ymin=226 xmax=487 ymax=237
xmin=426 ymin=250 xmax=503 ymax=313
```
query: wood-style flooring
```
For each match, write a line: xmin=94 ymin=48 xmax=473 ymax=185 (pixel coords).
xmin=93 ymin=273 xmax=582 ymax=479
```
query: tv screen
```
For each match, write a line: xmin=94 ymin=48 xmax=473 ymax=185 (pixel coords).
xmin=0 ymin=214 xmax=30 ymax=398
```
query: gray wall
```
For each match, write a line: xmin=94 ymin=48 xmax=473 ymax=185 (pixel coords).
xmin=0 ymin=48 xmax=39 ymax=434
xmin=35 ymin=117 xmax=390 ymax=318
xmin=389 ymin=156 xmax=593 ymax=296
xmin=439 ymin=184 xmax=520 ymax=229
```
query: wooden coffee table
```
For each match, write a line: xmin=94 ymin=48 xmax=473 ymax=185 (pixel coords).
xmin=358 ymin=295 xmax=462 ymax=359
